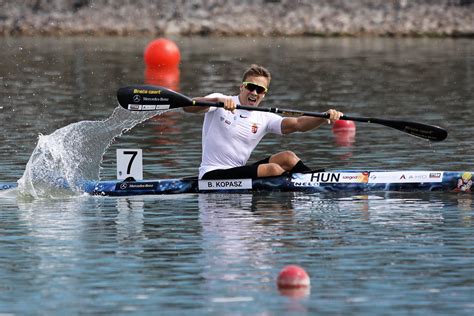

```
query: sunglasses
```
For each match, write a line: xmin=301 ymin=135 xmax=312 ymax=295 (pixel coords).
xmin=243 ymin=82 xmax=268 ymax=94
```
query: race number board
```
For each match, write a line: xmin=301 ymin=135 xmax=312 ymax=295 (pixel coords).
xmin=116 ymin=149 xmax=143 ymax=180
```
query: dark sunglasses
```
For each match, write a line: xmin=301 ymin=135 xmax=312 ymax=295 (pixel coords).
xmin=243 ymin=81 xmax=268 ymax=94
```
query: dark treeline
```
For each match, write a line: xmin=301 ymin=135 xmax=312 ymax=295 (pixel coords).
xmin=1 ymin=0 xmax=473 ymax=36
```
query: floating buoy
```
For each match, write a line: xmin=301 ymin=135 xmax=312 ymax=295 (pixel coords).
xmin=333 ymin=120 xmax=356 ymax=147
xmin=144 ymin=38 xmax=181 ymax=69
xmin=332 ymin=119 xmax=356 ymax=132
xmin=277 ymin=265 xmax=310 ymax=289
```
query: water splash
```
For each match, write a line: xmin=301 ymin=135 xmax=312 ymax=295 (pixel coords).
xmin=17 ymin=106 xmax=158 ymax=198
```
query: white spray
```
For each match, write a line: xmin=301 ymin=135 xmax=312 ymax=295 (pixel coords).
xmin=17 ymin=106 xmax=158 ymax=198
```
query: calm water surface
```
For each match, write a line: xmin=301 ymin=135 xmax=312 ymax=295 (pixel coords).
xmin=0 ymin=37 xmax=473 ymax=315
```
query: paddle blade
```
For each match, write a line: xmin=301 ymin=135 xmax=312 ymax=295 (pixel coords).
xmin=117 ymin=85 xmax=193 ymax=111
xmin=374 ymin=119 xmax=447 ymax=141
xmin=401 ymin=122 xmax=447 ymax=141
xmin=343 ymin=116 xmax=448 ymax=141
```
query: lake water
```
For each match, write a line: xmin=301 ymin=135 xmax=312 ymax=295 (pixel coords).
xmin=0 ymin=36 xmax=473 ymax=315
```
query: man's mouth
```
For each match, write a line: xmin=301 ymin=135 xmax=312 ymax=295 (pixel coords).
xmin=248 ymin=95 xmax=257 ymax=103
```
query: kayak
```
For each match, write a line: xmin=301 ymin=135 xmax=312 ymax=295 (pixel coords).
xmin=2 ymin=170 xmax=471 ymax=196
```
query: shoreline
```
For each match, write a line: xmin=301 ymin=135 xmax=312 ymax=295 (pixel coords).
xmin=1 ymin=1 xmax=473 ymax=37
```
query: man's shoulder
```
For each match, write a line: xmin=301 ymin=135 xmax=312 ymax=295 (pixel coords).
xmin=256 ymin=109 xmax=283 ymax=121
xmin=205 ymin=92 xmax=230 ymax=98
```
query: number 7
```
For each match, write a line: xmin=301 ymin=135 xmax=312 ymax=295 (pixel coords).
xmin=123 ymin=151 xmax=138 ymax=174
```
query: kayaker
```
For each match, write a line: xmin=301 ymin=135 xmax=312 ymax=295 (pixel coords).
xmin=184 ymin=64 xmax=343 ymax=180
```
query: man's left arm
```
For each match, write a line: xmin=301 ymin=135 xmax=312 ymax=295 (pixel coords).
xmin=280 ymin=109 xmax=343 ymax=135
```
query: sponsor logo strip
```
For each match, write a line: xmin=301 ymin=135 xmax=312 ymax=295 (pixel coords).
xmin=128 ymin=104 xmax=142 ymax=110
xmin=116 ymin=182 xmax=155 ymax=190
xmin=155 ymin=104 xmax=171 ymax=110
xmin=142 ymin=96 xmax=169 ymax=102
xmin=291 ymin=172 xmax=369 ymax=186
xmin=142 ymin=104 xmax=157 ymax=111
xmin=368 ymin=171 xmax=444 ymax=183
xmin=198 ymin=179 xmax=252 ymax=190
xmin=128 ymin=104 xmax=171 ymax=111
xmin=133 ymin=89 xmax=161 ymax=94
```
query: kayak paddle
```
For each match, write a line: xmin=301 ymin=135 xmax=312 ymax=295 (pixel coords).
xmin=117 ymin=85 xmax=448 ymax=142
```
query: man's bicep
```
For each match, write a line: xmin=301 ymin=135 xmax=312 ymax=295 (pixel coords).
xmin=280 ymin=117 xmax=299 ymax=134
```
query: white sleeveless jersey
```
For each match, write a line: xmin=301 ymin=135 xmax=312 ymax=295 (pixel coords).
xmin=199 ymin=93 xmax=283 ymax=179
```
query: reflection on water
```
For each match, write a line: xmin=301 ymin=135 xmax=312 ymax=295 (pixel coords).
xmin=1 ymin=189 xmax=472 ymax=314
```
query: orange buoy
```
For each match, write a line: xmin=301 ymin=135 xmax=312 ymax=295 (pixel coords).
xmin=144 ymin=38 xmax=181 ymax=69
xmin=277 ymin=265 xmax=310 ymax=289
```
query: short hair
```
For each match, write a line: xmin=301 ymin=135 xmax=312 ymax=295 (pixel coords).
xmin=242 ymin=64 xmax=271 ymax=84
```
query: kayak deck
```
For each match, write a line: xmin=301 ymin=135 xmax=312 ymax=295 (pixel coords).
xmin=88 ymin=170 xmax=472 ymax=196
xmin=2 ymin=170 xmax=472 ymax=196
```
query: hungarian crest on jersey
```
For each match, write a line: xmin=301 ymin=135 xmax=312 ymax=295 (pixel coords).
xmin=251 ymin=123 xmax=258 ymax=134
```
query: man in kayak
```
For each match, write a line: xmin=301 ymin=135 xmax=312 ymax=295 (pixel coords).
xmin=184 ymin=64 xmax=343 ymax=180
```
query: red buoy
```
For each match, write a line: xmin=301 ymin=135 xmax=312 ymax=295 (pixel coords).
xmin=332 ymin=119 xmax=356 ymax=147
xmin=277 ymin=265 xmax=310 ymax=289
xmin=332 ymin=119 xmax=356 ymax=132
xmin=144 ymin=38 xmax=181 ymax=69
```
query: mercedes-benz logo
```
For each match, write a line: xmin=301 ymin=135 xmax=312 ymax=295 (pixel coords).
xmin=120 ymin=183 xmax=128 ymax=189
xmin=133 ymin=95 xmax=141 ymax=103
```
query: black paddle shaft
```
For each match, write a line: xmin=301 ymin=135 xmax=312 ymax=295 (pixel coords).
xmin=117 ymin=85 xmax=448 ymax=141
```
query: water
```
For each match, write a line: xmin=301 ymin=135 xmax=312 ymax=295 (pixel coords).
xmin=0 ymin=36 xmax=473 ymax=315
xmin=17 ymin=107 xmax=156 ymax=198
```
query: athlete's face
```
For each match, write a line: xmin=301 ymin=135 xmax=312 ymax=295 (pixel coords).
xmin=239 ymin=76 xmax=269 ymax=106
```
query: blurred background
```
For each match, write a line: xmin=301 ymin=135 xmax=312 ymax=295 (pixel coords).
xmin=1 ymin=0 xmax=473 ymax=37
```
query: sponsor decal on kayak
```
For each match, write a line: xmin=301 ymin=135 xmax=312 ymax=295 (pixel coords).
xmin=368 ymin=171 xmax=444 ymax=183
xmin=198 ymin=179 xmax=252 ymax=190
xmin=292 ymin=172 xmax=369 ymax=186
xmin=116 ymin=182 xmax=155 ymax=190
xmin=1 ymin=184 xmax=14 ymax=190
xmin=454 ymin=172 xmax=472 ymax=192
